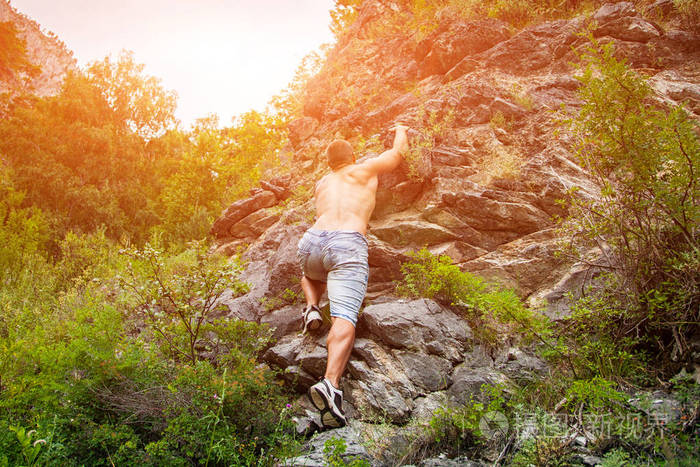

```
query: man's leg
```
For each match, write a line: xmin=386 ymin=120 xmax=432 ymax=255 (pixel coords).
xmin=324 ymin=317 xmax=355 ymax=388
xmin=301 ymin=275 xmax=326 ymax=308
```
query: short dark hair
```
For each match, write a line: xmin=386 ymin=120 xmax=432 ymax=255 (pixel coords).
xmin=326 ymin=140 xmax=354 ymax=170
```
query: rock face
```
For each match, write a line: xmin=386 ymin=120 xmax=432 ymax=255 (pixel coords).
xmin=416 ymin=19 xmax=511 ymax=78
xmin=209 ymin=0 xmax=700 ymax=458
xmin=0 ymin=1 xmax=77 ymax=96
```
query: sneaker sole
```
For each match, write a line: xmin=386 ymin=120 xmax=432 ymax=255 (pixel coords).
xmin=308 ymin=386 xmax=346 ymax=429
xmin=303 ymin=310 xmax=323 ymax=333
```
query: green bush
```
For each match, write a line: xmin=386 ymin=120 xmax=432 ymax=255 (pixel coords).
xmin=322 ymin=437 xmax=370 ymax=467
xmin=561 ymin=37 xmax=699 ymax=371
xmin=487 ymin=0 xmax=537 ymax=27
xmin=0 ymin=237 xmax=299 ymax=465
xmin=550 ymin=289 xmax=650 ymax=382
xmin=396 ymin=248 xmax=551 ymax=344
xmin=118 ymin=241 xmax=250 ymax=364
xmin=564 ymin=376 xmax=627 ymax=413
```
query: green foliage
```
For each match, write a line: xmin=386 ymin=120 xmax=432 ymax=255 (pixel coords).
xmin=487 ymin=0 xmax=537 ymax=28
xmin=152 ymin=110 xmax=285 ymax=245
xmin=54 ymin=229 xmax=116 ymax=287
xmin=419 ymin=384 xmax=508 ymax=461
xmin=564 ymin=376 xmax=627 ymax=412
xmin=510 ymin=435 xmax=577 ymax=467
xmin=510 ymin=85 xmax=533 ymax=111
xmin=1 ymin=50 xmax=285 ymax=247
xmin=270 ymin=50 xmax=324 ymax=123
xmin=600 ymin=448 xmax=637 ymax=467
xmin=322 ymin=437 xmax=370 ymax=467
xmin=489 ymin=110 xmax=508 ymax=129
xmin=554 ymin=289 xmax=650 ymax=382
xmin=0 ymin=170 xmax=50 ymax=290
xmin=397 ymin=248 xmax=552 ymax=344
xmin=561 ymin=37 xmax=699 ymax=370
xmin=0 ymin=236 xmax=298 ymax=465
xmin=0 ymin=70 xmax=160 ymax=242
xmin=6 ymin=426 xmax=46 ymax=466
xmin=260 ymin=287 xmax=302 ymax=312
xmin=119 ymin=241 xmax=250 ymax=364
xmin=86 ymin=50 xmax=177 ymax=138
xmin=405 ymin=106 xmax=455 ymax=180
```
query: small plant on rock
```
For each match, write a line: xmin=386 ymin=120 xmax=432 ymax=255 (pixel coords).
xmin=396 ymin=248 xmax=552 ymax=345
xmin=322 ymin=437 xmax=370 ymax=467
xmin=404 ymin=105 xmax=456 ymax=180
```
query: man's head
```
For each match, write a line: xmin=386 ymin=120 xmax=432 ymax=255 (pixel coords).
xmin=326 ymin=139 xmax=355 ymax=171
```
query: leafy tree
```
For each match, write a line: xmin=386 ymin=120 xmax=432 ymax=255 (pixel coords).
xmin=329 ymin=0 xmax=362 ymax=39
xmin=119 ymin=241 xmax=249 ymax=364
xmin=151 ymin=110 xmax=285 ymax=243
xmin=0 ymin=168 xmax=49 ymax=290
xmin=269 ymin=49 xmax=324 ymax=123
xmin=0 ymin=71 xmax=159 ymax=243
xmin=86 ymin=50 xmax=177 ymax=138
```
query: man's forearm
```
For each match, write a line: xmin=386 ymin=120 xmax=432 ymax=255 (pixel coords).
xmin=393 ymin=126 xmax=409 ymax=157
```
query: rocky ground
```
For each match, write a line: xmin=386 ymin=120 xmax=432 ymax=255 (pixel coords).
xmin=209 ymin=2 xmax=700 ymax=465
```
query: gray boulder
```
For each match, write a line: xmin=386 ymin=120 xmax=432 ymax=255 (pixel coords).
xmin=210 ymin=189 xmax=278 ymax=240
xmin=417 ymin=19 xmax=511 ymax=77
xmin=594 ymin=16 xmax=661 ymax=42
xmin=592 ymin=2 xmax=637 ymax=24
xmin=448 ymin=364 xmax=511 ymax=406
xmin=358 ymin=298 xmax=472 ymax=363
xmin=281 ymin=424 xmax=371 ymax=467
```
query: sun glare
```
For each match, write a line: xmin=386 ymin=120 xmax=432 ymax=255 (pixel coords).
xmin=9 ymin=0 xmax=335 ymax=127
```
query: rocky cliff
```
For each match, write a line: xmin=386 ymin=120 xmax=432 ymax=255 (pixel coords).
xmin=0 ymin=0 xmax=76 ymax=96
xmin=210 ymin=1 xmax=699 ymax=464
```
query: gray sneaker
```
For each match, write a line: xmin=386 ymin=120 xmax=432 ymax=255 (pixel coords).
xmin=302 ymin=304 xmax=322 ymax=334
xmin=308 ymin=378 xmax=347 ymax=429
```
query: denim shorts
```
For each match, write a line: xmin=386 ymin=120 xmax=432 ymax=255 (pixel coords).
xmin=297 ymin=229 xmax=369 ymax=327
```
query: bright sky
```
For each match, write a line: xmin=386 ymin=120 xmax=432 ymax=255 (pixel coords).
xmin=10 ymin=0 xmax=335 ymax=128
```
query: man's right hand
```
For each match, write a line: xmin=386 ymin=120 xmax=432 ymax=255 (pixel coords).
xmin=390 ymin=123 xmax=409 ymax=155
xmin=359 ymin=123 xmax=410 ymax=176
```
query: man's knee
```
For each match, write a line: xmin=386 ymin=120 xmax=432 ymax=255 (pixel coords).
xmin=330 ymin=317 xmax=356 ymax=336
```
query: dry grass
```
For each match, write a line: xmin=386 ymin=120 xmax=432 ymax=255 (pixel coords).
xmin=474 ymin=142 xmax=524 ymax=185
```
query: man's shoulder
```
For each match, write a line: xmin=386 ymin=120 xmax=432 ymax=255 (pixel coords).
xmin=315 ymin=174 xmax=329 ymax=190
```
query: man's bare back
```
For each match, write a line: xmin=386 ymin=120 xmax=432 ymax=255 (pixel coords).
xmin=312 ymin=125 xmax=409 ymax=235
xmin=312 ymin=166 xmax=378 ymax=235
xmin=297 ymin=124 xmax=409 ymax=429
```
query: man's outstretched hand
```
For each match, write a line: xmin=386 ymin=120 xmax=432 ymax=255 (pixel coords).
xmin=390 ymin=123 xmax=409 ymax=155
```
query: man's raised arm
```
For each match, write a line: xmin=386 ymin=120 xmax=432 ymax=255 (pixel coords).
xmin=358 ymin=124 xmax=409 ymax=175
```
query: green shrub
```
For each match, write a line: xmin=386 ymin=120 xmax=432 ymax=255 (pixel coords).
xmin=0 ymin=237 xmax=298 ymax=465
xmin=396 ymin=248 xmax=552 ymax=344
xmin=408 ymin=384 xmax=509 ymax=462
xmin=554 ymin=289 xmax=650 ymax=382
xmin=510 ymin=435 xmax=577 ymax=467
xmin=487 ymin=0 xmax=537 ymax=27
xmin=322 ymin=437 xmax=370 ymax=467
xmin=118 ymin=240 xmax=250 ymax=364
xmin=561 ymin=36 xmax=699 ymax=371
xmin=564 ymin=376 xmax=627 ymax=413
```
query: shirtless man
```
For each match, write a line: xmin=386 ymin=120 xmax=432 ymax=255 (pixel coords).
xmin=296 ymin=124 xmax=409 ymax=429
